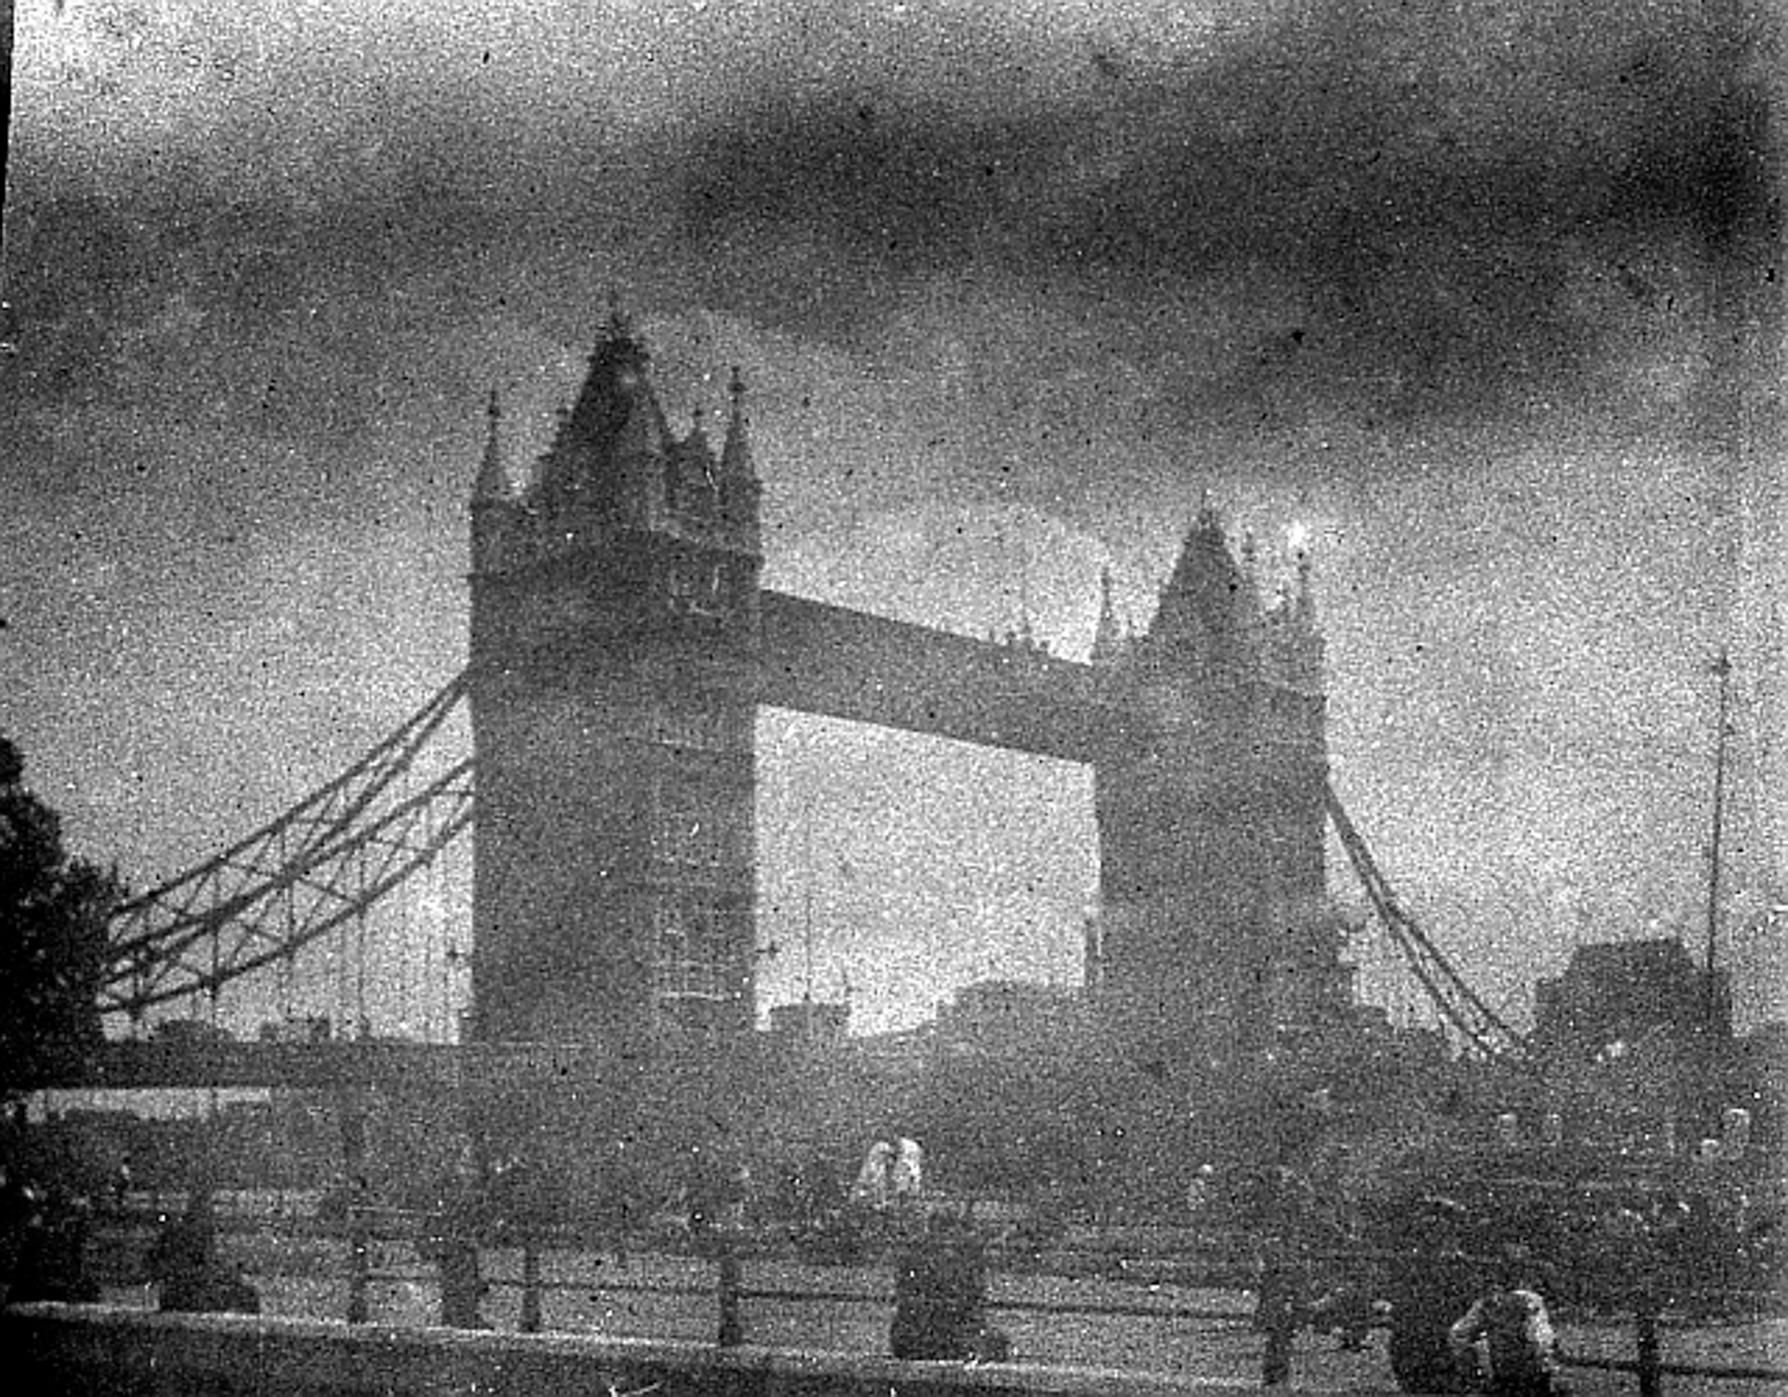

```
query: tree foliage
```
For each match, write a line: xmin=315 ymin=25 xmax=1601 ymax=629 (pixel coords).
xmin=0 ymin=735 xmax=123 ymax=1096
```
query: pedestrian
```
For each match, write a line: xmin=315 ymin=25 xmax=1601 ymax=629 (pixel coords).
xmin=1256 ymin=1230 xmax=1303 ymax=1386
xmin=0 ymin=1168 xmax=30 ymax=1301
xmin=889 ymin=1208 xmax=1009 ymax=1362
xmin=1385 ymin=1199 xmax=1483 ymax=1395
xmin=1187 ymin=1162 xmax=1215 ymax=1223
xmin=435 ymin=1226 xmax=485 ymax=1329
xmin=1448 ymin=1248 xmax=1569 ymax=1397
xmin=147 ymin=1183 xmax=256 ymax=1313
xmin=9 ymin=1184 xmax=100 ymax=1305
xmin=1249 ymin=1164 xmax=1317 ymax=1384
xmin=852 ymin=1140 xmax=895 ymax=1214
xmin=148 ymin=1186 xmax=217 ymax=1310
xmin=890 ymin=1138 xmax=924 ymax=1210
xmin=426 ymin=1157 xmax=488 ymax=1329
xmin=1308 ymin=1277 xmax=1375 ymax=1353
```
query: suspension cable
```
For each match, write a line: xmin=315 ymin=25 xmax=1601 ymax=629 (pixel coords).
xmin=1325 ymin=782 xmax=1532 ymax=1065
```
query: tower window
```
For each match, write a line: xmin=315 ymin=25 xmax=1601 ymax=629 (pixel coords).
xmin=668 ymin=558 xmax=728 ymax=617
xmin=647 ymin=701 xmax=746 ymax=753
xmin=652 ymin=895 xmax=737 ymax=1002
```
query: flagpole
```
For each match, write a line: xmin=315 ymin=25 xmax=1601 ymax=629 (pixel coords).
xmin=802 ymin=807 xmax=815 ymax=1044
xmin=1704 ymin=649 xmax=1732 ymax=1030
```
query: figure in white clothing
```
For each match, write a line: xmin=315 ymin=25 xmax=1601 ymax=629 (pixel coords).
xmin=890 ymin=1138 xmax=924 ymax=1204
xmin=853 ymin=1141 xmax=896 ymax=1210
xmin=1448 ymin=1283 xmax=1567 ymax=1397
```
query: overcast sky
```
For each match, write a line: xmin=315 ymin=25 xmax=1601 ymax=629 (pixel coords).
xmin=3 ymin=0 xmax=1783 ymax=1038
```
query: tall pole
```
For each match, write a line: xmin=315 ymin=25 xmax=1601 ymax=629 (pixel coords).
xmin=1 ymin=0 xmax=13 ymax=236
xmin=1704 ymin=649 xmax=1732 ymax=1029
xmin=801 ymin=809 xmax=815 ymax=1044
xmin=0 ymin=0 xmax=18 ymax=362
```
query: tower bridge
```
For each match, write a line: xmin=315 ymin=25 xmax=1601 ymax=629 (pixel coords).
xmin=466 ymin=308 xmax=1330 ymax=1071
xmin=61 ymin=306 xmax=1527 ymax=1107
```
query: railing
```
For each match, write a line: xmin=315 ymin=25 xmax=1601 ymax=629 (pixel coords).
xmin=2 ymin=1305 xmax=1367 ymax=1397
xmin=70 ymin=1207 xmax=1788 ymax=1395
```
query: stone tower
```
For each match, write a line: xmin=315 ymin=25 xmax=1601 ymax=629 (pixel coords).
xmin=467 ymin=311 xmax=763 ymax=1053
xmin=1091 ymin=504 xmax=1334 ymax=1076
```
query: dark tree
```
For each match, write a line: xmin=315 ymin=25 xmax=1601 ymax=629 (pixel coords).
xmin=0 ymin=735 xmax=122 ymax=1097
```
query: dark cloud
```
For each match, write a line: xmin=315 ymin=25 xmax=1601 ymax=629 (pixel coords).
xmin=679 ymin=0 xmax=1780 ymax=432
xmin=9 ymin=0 xmax=1776 ymax=457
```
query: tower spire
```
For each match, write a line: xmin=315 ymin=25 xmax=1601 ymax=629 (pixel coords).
xmin=1092 ymin=565 xmax=1124 ymax=664
xmin=721 ymin=365 xmax=752 ymax=480
xmin=472 ymin=388 xmax=508 ymax=504
xmin=604 ymin=288 xmax=632 ymax=341
xmin=1294 ymin=536 xmax=1316 ymax=624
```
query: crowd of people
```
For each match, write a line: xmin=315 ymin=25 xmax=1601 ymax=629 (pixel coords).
xmin=1 ymin=1166 xmax=100 ymax=1306
xmin=1229 ymin=1149 xmax=1588 ymax=1396
xmin=1 ymin=1161 xmax=259 ymax=1316
xmin=6 ymin=1125 xmax=1752 ymax=1397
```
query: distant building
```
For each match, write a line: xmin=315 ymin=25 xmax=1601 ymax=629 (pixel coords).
xmin=766 ymin=998 xmax=850 ymax=1051
xmin=850 ymin=1021 xmax=937 ymax=1086
xmin=935 ymin=978 xmax=1085 ymax=1057
xmin=257 ymin=1014 xmax=333 ymax=1044
xmin=149 ymin=1017 xmax=236 ymax=1045
xmin=1533 ymin=937 xmax=1733 ymax=1057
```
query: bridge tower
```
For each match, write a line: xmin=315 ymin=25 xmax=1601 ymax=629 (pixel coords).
xmin=1091 ymin=505 xmax=1337 ymax=1078
xmin=467 ymin=310 xmax=763 ymax=1056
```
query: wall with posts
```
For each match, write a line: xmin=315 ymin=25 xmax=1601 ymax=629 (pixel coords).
xmin=9 ymin=1304 xmax=1393 ymax=1397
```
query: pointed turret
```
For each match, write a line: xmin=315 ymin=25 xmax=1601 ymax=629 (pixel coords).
xmin=471 ymin=389 xmax=531 ymax=575
xmin=1149 ymin=504 xmax=1243 ymax=648
xmin=536 ymin=304 xmax=669 ymax=521
xmin=717 ymin=365 xmax=763 ymax=550
xmin=668 ymin=407 xmax=721 ymax=517
xmin=721 ymin=366 xmax=752 ymax=480
xmin=1091 ymin=566 xmax=1124 ymax=665
xmin=1237 ymin=529 xmax=1264 ymax=629
xmin=472 ymin=389 xmax=509 ymax=505
xmin=1129 ymin=500 xmax=1268 ymax=695
xmin=1263 ymin=525 xmax=1323 ymax=693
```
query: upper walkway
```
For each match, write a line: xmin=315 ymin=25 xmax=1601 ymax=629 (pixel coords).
xmin=758 ymin=591 xmax=1143 ymax=763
